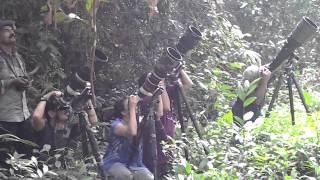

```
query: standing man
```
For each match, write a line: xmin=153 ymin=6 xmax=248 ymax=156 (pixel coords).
xmin=0 ymin=20 xmax=33 ymax=161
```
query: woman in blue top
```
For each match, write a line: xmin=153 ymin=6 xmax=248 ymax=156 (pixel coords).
xmin=103 ymin=95 xmax=154 ymax=180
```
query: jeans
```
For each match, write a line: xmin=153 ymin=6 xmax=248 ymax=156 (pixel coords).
xmin=105 ymin=162 xmax=154 ymax=180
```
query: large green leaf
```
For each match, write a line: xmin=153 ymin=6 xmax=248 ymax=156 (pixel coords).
xmin=85 ymin=0 xmax=94 ymax=13
xmin=0 ymin=134 xmax=38 ymax=147
xmin=244 ymin=96 xmax=257 ymax=108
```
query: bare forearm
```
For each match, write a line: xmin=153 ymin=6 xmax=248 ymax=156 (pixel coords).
xmin=128 ymin=109 xmax=137 ymax=136
xmin=161 ymin=89 xmax=170 ymax=112
xmin=32 ymin=101 xmax=47 ymax=131
xmin=254 ymin=81 xmax=268 ymax=105
xmin=86 ymin=101 xmax=98 ymax=125
xmin=87 ymin=110 xmax=98 ymax=125
xmin=180 ymin=69 xmax=193 ymax=90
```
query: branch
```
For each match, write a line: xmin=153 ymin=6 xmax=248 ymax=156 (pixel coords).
xmin=89 ymin=0 xmax=99 ymax=106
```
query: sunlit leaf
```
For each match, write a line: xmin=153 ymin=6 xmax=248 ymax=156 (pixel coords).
xmin=244 ymin=96 xmax=257 ymax=108
xmin=43 ymin=164 xmax=49 ymax=174
xmin=243 ymin=111 xmax=254 ymax=121
xmin=185 ymin=162 xmax=192 ymax=175
xmin=55 ymin=11 xmax=67 ymax=24
xmin=37 ymin=169 xmax=43 ymax=178
xmin=85 ymin=0 xmax=94 ymax=12
xmin=228 ymin=62 xmax=245 ymax=70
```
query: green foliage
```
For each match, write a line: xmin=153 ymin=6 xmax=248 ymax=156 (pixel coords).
xmin=85 ymin=0 xmax=94 ymax=13
xmin=0 ymin=134 xmax=38 ymax=148
xmin=170 ymin=106 xmax=320 ymax=179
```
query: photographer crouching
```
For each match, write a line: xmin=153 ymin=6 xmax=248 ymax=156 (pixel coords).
xmin=32 ymin=90 xmax=97 ymax=150
xmin=102 ymin=95 xmax=154 ymax=180
xmin=232 ymin=65 xmax=271 ymax=127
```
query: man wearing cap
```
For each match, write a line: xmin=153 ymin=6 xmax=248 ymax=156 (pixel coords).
xmin=0 ymin=20 xmax=33 ymax=161
xmin=232 ymin=65 xmax=271 ymax=126
xmin=32 ymin=90 xmax=98 ymax=151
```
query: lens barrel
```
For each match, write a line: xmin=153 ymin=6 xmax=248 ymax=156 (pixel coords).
xmin=138 ymin=26 xmax=203 ymax=98
xmin=268 ymin=17 xmax=318 ymax=72
xmin=176 ymin=26 xmax=202 ymax=55
xmin=138 ymin=47 xmax=182 ymax=98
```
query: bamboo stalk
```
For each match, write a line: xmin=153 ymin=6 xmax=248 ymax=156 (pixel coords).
xmin=89 ymin=0 xmax=98 ymax=106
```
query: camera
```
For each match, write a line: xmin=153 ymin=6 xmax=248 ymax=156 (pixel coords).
xmin=46 ymin=95 xmax=71 ymax=113
xmin=69 ymin=49 xmax=108 ymax=92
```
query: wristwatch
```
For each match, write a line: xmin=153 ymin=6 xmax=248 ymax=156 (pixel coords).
xmin=40 ymin=96 xmax=48 ymax=102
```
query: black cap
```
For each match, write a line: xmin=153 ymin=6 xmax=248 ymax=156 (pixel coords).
xmin=0 ymin=20 xmax=15 ymax=29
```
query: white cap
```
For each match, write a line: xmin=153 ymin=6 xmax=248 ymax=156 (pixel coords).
xmin=243 ymin=65 xmax=260 ymax=82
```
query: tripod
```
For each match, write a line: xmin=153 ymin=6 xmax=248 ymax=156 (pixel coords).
xmin=172 ymin=78 xmax=209 ymax=155
xmin=266 ymin=54 xmax=310 ymax=125
xmin=77 ymin=111 xmax=105 ymax=179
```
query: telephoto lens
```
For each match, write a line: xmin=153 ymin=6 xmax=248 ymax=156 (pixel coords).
xmin=176 ymin=26 xmax=202 ymax=56
xmin=268 ymin=17 xmax=318 ymax=72
xmin=138 ymin=47 xmax=183 ymax=98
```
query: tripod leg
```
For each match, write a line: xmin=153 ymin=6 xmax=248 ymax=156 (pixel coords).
xmin=79 ymin=115 xmax=90 ymax=160
xmin=79 ymin=112 xmax=105 ymax=179
xmin=176 ymin=85 xmax=209 ymax=155
xmin=175 ymin=90 xmax=189 ymax=160
xmin=266 ymin=74 xmax=283 ymax=117
xmin=177 ymin=85 xmax=202 ymax=138
xmin=287 ymin=74 xmax=295 ymax=125
xmin=291 ymin=73 xmax=311 ymax=113
xmin=146 ymin=106 xmax=158 ymax=180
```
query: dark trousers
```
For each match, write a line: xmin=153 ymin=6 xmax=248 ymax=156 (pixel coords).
xmin=0 ymin=120 xmax=35 ymax=167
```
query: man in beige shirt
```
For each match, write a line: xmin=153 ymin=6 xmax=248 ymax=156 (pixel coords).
xmin=0 ymin=19 xmax=33 ymax=164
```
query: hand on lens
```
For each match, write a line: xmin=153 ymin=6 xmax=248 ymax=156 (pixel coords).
xmin=260 ymin=66 xmax=271 ymax=82
xmin=43 ymin=91 xmax=63 ymax=100
xmin=128 ymin=95 xmax=138 ymax=109
xmin=158 ymin=80 xmax=165 ymax=88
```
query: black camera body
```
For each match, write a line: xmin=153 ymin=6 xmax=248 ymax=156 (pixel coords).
xmin=46 ymin=95 xmax=71 ymax=113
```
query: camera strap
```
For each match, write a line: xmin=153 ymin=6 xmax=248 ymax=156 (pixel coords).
xmin=0 ymin=50 xmax=26 ymax=78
